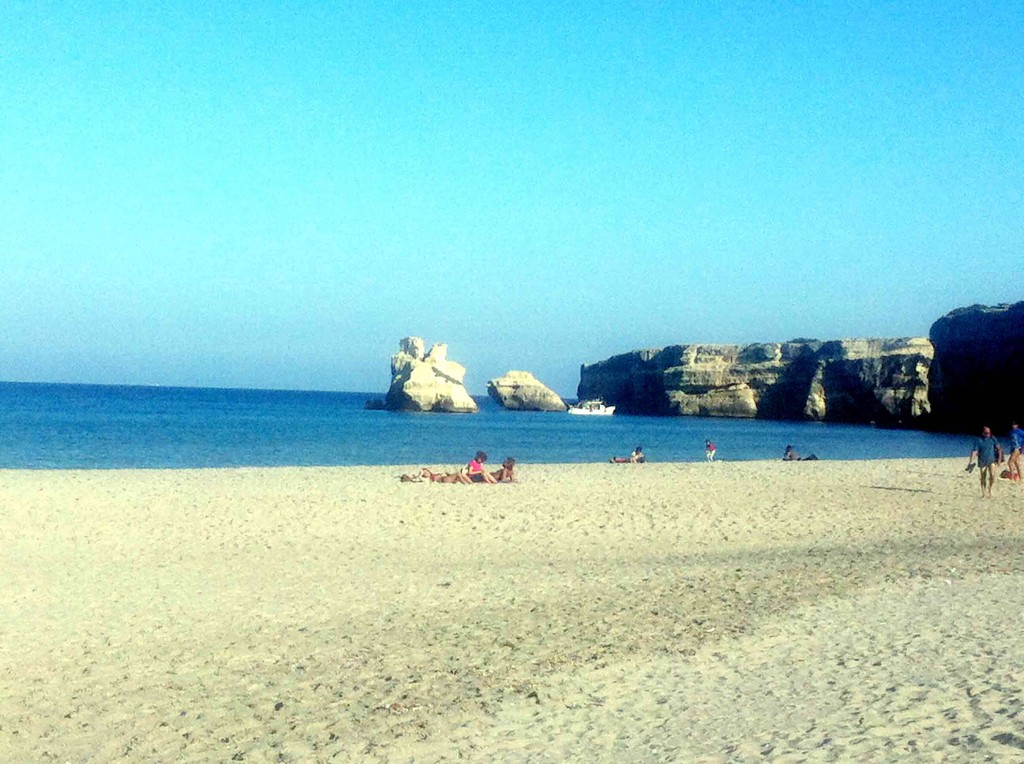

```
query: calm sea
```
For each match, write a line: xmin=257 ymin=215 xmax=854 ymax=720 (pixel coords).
xmin=0 ymin=382 xmax=969 ymax=470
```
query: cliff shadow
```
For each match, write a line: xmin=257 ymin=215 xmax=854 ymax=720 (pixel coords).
xmin=756 ymin=348 xmax=820 ymax=420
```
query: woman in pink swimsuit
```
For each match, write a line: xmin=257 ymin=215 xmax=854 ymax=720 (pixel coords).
xmin=462 ymin=451 xmax=498 ymax=483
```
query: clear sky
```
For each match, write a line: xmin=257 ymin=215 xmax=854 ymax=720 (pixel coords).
xmin=2 ymin=2 xmax=1021 ymax=396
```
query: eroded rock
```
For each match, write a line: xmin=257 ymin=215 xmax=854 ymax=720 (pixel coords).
xmin=384 ymin=337 xmax=479 ymax=413
xmin=487 ymin=371 xmax=567 ymax=412
xmin=578 ymin=338 xmax=932 ymax=425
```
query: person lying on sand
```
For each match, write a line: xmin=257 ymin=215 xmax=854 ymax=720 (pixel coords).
xmin=783 ymin=445 xmax=819 ymax=461
xmin=491 ymin=457 xmax=516 ymax=482
xmin=399 ymin=467 xmax=464 ymax=483
xmin=610 ymin=446 xmax=645 ymax=463
xmin=400 ymin=454 xmax=510 ymax=484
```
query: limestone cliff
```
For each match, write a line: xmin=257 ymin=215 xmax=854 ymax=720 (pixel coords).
xmin=487 ymin=371 xmax=567 ymax=412
xmin=577 ymin=338 xmax=932 ymax=425
xmin=384 ymin=337 xmax=479 ymax=413
xmin=928 ymin=302 xmax=1024 ymax=432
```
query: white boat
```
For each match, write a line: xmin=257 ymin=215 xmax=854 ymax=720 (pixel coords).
xmin=568 ymin=400 xmax=615 ymax=416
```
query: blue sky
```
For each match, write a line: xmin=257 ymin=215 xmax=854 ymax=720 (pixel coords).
xmin=2 ymin=2 xmax=1021 ymax=396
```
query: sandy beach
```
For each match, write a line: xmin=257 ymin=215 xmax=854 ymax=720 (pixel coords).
xmin=2 ymin=458 xmax=1023 ymax=762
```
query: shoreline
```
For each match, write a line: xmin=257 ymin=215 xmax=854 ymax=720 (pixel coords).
xmin=3 ymin=459 xmax=1022 ymax=760
xmin=0 ymin=453 xmax=976 ymax=473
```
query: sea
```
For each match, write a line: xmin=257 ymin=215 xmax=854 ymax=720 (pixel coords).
xmin=0 ymin=382 xmax=971 ymax=470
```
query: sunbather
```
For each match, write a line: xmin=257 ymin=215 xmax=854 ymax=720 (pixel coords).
xmin=399 ymin=467 xmax=464 ymax=483
xmin=491 ymin=457 xmax=516 ymax=482
xmin=610 ymin=445 xmax=645 ymax=463
xmin=463 ymin=451 xmax=498 ymax=483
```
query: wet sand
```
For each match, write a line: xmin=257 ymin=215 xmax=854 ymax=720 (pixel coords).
xmin=2 ymin=459 xmax=1023 ymax=761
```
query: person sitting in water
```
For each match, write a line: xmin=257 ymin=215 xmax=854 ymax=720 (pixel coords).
xmin=611 ymin=445 xmax=645 ymax=464
xmin=462 ymin=451 xmax=498 ymax=484
xmin=491 ymin=457 xmax=516 ymax=482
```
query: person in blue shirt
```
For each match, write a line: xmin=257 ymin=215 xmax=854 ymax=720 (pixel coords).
xmin=1008 ymin=422 xmax=1023 ymax=482
xmin=967 ymin=425 xmax=1003 ymax=498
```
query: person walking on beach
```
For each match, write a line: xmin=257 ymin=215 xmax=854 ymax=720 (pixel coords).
xmin=1008 ymin=422 xmax=1023 ymax=482
xmin=705 ymin=439 xmax=717 ymax=462
xmin=968 ymin=426 xmax=1003 ymax=498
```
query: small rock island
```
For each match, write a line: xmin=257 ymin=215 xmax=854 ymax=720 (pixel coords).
xmin=384 ymin=337 xmax=478 ymax=413
xmin=487 ymin=371 xmax=567 ymax=412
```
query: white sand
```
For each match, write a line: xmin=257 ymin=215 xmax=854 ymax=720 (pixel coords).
xmin=2 ymin=459 xmax=1022 ymax=762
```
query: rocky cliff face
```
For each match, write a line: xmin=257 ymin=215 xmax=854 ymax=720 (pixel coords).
xmin=928 ymin=302 xmax=1024 ymax=432
xmin=577 ymin=338 xmax=932 ymax=425
xmin=487 ymin=371 xmax=567 ymax=412
xmin=384 ymin=337 xmax=479 ymax=413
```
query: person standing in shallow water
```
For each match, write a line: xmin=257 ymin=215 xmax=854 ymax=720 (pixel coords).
xmin=705 ymin=440 xmax=716 ymax=462
xmin=968 ymin=426 xmax=1003 ymax=498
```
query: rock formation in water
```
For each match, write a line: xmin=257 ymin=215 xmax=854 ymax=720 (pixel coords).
xmin=487 ymin=371 xmax=568 ymax=412
xmin=577 ymin=338 xmax=932 ymax=425
xmin=927 ymin=302 xmax=1024 ymax=432
xmin=384 ymin=337 xmax=479 ymax=413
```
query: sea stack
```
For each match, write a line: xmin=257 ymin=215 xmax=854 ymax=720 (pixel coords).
xmin=487 ymin=371 xmax=568 ymax=411
xmin=384 ymin=337 xmax=479 ymax=413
